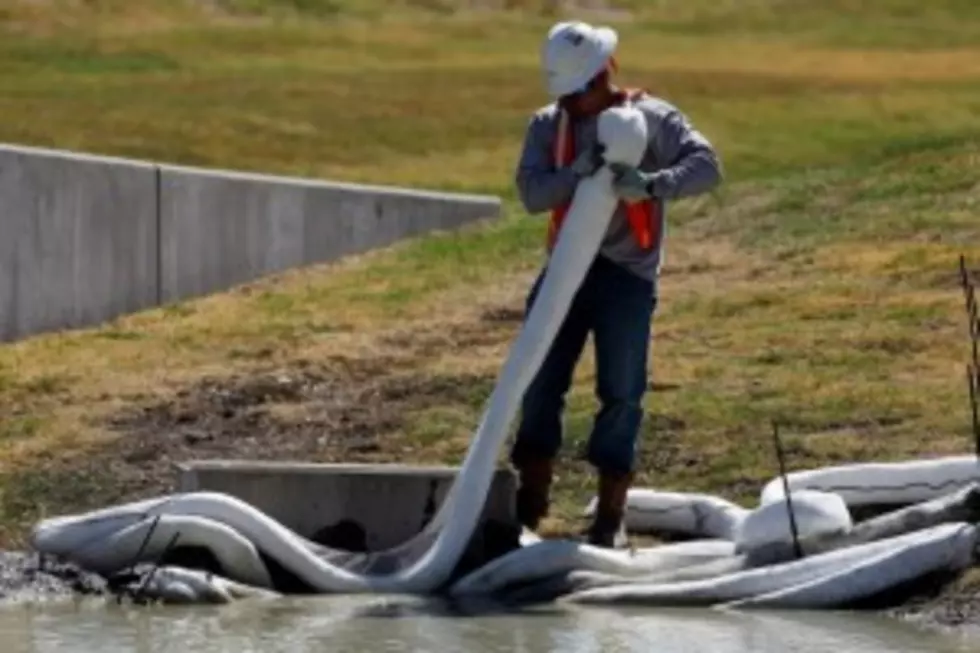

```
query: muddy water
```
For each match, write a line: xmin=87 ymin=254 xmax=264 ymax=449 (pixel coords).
xmin=0 ymin=597 xmax=976 ymax=653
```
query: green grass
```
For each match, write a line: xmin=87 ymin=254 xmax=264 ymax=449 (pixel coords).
xmin=0 ymin=0 xmax=979 ymax=539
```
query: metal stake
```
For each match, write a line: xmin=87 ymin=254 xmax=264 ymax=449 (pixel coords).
xmin=133 ymin=531 xmax=182 ymax=601
xmin=960 ymin=256 xmax=978 ymax=362
xmin=970 ymin=366 xmax=980 ymax=460
xmin=960 ymin=255 xmax=980 ymax=459
xmin=772 ymin=420 xmax=803 ymax=560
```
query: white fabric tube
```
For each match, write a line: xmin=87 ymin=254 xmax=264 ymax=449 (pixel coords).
xmin=722 ymin=523 xmax=977 ymax=610
xmin=559 ymin=524 xmax=973 ymax=606
xmin=760 ymin=456 xmax=980 ymax=507
xmin=734 ymin=490 xmax=852 ymax=553
xmin=70 ymin=513 xmax=275 ymax=589
xmin=449 ymin=539 xmax=736 ymax=597
xmin=585 ymin=490 xmax=750 ymax=539
xmin=139 ymin=567 xmax=282 ymax=604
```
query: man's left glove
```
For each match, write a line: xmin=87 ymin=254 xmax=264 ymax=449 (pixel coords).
xmin=609 ymin=163 xmax=660 ymax=202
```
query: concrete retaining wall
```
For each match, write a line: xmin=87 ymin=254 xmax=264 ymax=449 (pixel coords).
xmin=0 ymin=144 xmax=501 ymax=342
xmin=0 ymin=145 xmax=159 ymax=342
xmin=159 ymin=165 xmax=500 ymax=303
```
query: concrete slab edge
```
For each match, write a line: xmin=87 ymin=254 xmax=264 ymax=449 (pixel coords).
xmin=0 ymin=143 xmax=503 ymax=208
xmin=175 ymin=460 xmax=505 ymax=476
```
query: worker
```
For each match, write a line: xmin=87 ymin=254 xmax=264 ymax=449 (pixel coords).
xmin=511 ymin=20 xmax=723 ymax=548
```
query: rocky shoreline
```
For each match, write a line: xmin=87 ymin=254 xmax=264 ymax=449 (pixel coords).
xmin=0 ymin=552 xmax=108 ymax=605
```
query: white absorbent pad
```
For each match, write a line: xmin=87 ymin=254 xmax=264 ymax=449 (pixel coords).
xmin=734 ymin=490 xmax=852 ymax=553
xmin=448 ymin=539 xmax=736 ymax=597
xmin=584 ymin=490 xmax=750 ymax=540
xmin=136 ymin=566 xmax=282 ymax=605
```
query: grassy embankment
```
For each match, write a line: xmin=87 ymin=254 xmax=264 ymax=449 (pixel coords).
xmin=0 ymin=0 xmax=979 ymax=545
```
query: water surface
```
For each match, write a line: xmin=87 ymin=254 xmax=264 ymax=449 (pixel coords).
xmin=0 ymin=596 xmax=975 ymax=653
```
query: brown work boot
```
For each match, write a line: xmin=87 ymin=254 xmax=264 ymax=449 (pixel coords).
xmin=585 ymin=471 xmax=634 ymax=549
xmin=514 ymin=458 xmax=554 ymax=531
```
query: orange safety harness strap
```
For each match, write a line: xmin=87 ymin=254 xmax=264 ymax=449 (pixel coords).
xmin=547 ymin=88 xmax=662 ymax=253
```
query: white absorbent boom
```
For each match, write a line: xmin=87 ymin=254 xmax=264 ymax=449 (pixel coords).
xmin=27 ymin=103 xmax=980 ymax=607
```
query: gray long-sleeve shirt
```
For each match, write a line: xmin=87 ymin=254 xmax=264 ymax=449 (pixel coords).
xmin=515 ymin=92 xmax=723 ymax=289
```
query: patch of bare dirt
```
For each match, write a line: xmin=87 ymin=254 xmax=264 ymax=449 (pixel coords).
xmin=0 ymin=354 xmax=496 ymax=546
xmin=379 ymin=302 xmax=525 ymax=358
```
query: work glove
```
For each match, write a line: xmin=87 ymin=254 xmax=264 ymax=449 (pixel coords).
xmin=609 ymin=163 xmax=659 ymax=202
xmin=569 ymin=143 xmax=606 ymax=178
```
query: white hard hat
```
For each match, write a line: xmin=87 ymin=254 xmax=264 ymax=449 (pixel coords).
xmin=541 ymin=21 xmax=619 ymax=98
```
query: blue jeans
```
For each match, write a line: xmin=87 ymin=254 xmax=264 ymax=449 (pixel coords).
xmin=510 ymin=255 xmax=657 ymax=476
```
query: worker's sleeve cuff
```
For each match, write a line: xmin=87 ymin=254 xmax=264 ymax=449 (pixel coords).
xmin=644 ymin=173 xmax=662 ymax=198
xmin=648 ymin=170 xmax=678 ymax=198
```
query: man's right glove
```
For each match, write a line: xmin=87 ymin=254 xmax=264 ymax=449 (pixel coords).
xmin=569 ymin=143 xmax=606 ymax=178
xmin=609 ymin=162 xmax=661 ymax=202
